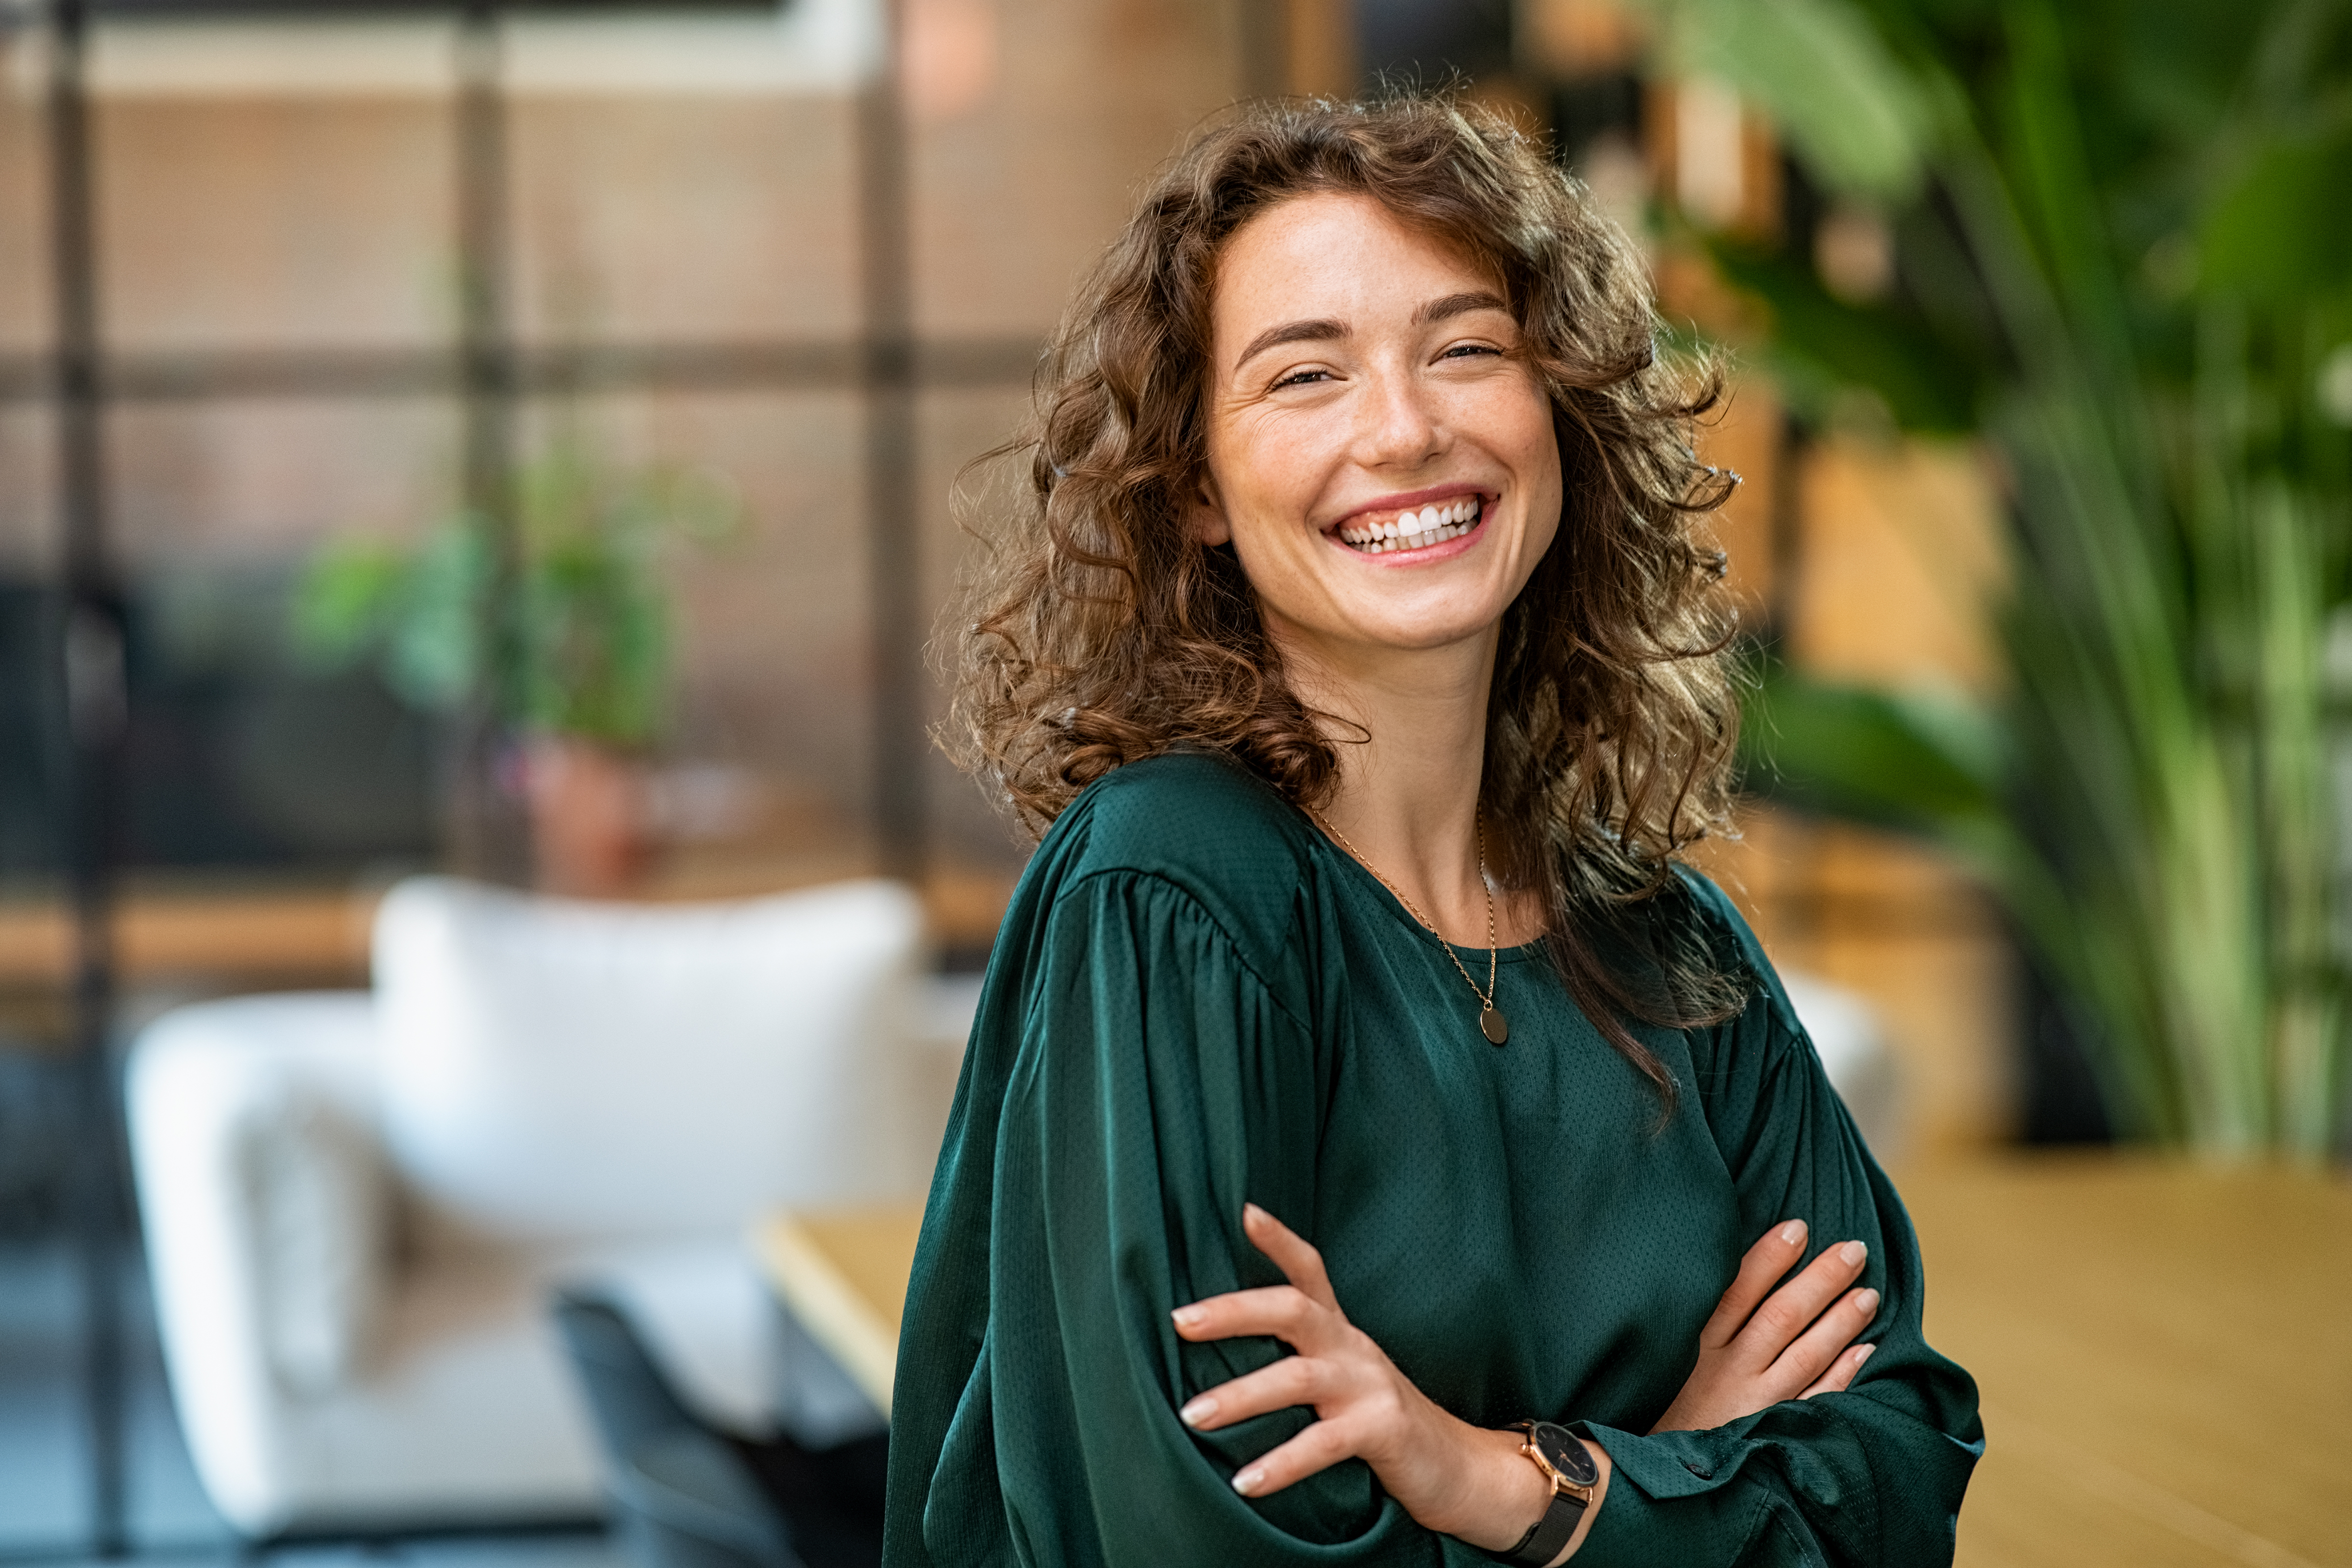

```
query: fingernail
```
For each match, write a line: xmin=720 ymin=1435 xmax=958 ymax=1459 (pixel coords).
xmin=1780 ymin=1220 xmax=1806 ymax=1246
xmin=1855 ymin=1288 xmax=1880 ymax=1317
xmin=1839 ymin=1240 xmax=1868 ymax=1267
xmin=1243 ymin=1203 xmax=1267 ymax=1224
xmin=1232 ymin=1466 xmax=1265 ymax=1496
xmin=1855 ymin=1345 xmax=1877 ymax=1367
xmin=1171 ymin=1305 xmax=1204 ymax=1328
xmin=1179 ymin=1396 xmax=1217 ymax=1427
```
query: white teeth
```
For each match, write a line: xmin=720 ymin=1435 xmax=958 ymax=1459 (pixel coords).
xmin=1334 ymin=496 xmax=1484 ymax=552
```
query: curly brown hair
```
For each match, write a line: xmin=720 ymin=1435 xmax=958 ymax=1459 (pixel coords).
xmin=942 ymin=93 xmax=1746 ymax=1105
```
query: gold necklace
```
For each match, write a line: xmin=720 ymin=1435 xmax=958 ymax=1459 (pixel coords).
xmin=1310 ymin=808 xmax=1510 ymax=1046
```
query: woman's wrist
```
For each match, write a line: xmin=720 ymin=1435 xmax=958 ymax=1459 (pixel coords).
xmin=1412 ymin=1420 xmax=1554 ymax=1548
xmin=1418 ymin=1420 xmax=1610 ymax=1565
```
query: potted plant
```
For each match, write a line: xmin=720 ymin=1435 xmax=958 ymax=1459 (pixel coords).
xmin=1617 ymin=0 xmax=2351 ymax=1155
xmin=291 ymin=443 xmax=737 ymax=896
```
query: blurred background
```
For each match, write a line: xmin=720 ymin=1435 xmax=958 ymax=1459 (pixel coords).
xmin=0 ymin=0 xmax=2345 ymax=1565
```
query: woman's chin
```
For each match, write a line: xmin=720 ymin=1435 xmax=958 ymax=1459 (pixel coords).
xmin=1299 ymin=594 xmax=1512 ymax=659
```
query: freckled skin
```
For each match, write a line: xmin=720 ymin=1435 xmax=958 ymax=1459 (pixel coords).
xmin=1190 ymin=191 xmax=1564 ymax=675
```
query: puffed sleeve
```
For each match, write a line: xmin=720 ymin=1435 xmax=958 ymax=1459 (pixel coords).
xmin=1566 ymin=875 xmax=1984 ymax=1567
xmin=885 ymin=867 xmax=1455 ymax=1568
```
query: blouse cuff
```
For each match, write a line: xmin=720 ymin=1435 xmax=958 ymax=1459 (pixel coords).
xmin=1566 ymin=1423 xmax=1768 ymax=1568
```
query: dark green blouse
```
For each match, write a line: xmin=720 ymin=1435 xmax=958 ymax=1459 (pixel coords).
xmin=883 ymin=753 xmax=1980 ymax=1567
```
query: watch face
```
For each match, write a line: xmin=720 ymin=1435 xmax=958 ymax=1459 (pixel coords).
xmin=1532 ymin=1423 xmax=1601 ymax=1488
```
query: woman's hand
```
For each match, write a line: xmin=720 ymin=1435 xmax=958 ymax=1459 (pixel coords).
xmin=1172 ymin=1204 xmax=1593 ymax=1554
xmin=1649 ymin=1219 xmax=1880 ymax=1434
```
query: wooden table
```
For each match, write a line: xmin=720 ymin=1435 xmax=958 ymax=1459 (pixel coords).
xmin=1901 ymin=1156 xmax=2352 ymax=1568
xmin=0 ymin=886 xmax=378 ymax=989
xmin=0 ymin=868 xmax=1016 ymax=994
xmin=754 ymin=1158 xmax=2352 ymax=1567
xmin=751 ymin=1204 xmax=927 ymax=1418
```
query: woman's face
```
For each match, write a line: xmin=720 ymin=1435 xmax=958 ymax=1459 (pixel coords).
xmin=1193 ymin=191 xmax=1562 ymax=667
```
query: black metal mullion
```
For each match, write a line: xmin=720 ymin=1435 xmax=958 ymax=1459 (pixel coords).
xmin=45 ymin=0 xmax=129 ymax=1556
xmin=1239 ymin=0 xmax=1290 ymax=99
xmin=859 ymin=0 xmax=924 ymax=885
xmin=451 ymin=0 xmax=530 ymax=884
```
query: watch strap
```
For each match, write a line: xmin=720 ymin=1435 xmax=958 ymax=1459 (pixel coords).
xmin=1481 ymin=1485 xmax=1586 ymax=1566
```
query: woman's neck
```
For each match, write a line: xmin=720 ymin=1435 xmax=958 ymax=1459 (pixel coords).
xmin=1274 ymin=620 xmax=1542 ymax=946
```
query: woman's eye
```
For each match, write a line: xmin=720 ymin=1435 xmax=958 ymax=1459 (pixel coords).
xmin=1440 ymin=343 xmax=1503 ymax=361
xmin=1274 ymin=368 xmax=1332 ymax=389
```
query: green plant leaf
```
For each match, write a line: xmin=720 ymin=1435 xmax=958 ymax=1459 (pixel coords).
xmin=1640 ymin=0 xmax=1936 ymax=201
xmin=287 ymin=538 xmax=410 ymax=669
xmin=291 ymin=442 xmax=741 ymax=745
xmin=2200 ymin=119 xmax=2352 ymax=304
xmin=1739 ymin=660 xmax=2006 ymax=835
xmin=381 ymin=521 xmax=487 ymax=714
xmin=1710 ymin=241 xmax=1985 ymax=431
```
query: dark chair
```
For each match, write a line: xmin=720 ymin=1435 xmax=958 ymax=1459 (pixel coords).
xmin=552 ymin=1289 xmax=802 ymax=1568
xmin=729 ymin=1427 xmax=888 ymax=1568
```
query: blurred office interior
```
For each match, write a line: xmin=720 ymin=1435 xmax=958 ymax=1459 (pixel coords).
xmin=0 ymin=0 xmax=2346 ymax=1565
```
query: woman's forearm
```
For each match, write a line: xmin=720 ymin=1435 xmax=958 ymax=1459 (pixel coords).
xmin=1179 ymin=1204 xmax=1633 ymax=1561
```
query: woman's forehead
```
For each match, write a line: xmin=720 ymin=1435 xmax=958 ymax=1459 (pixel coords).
xmin=1211 ymin=192 xmax=1504 ymax=354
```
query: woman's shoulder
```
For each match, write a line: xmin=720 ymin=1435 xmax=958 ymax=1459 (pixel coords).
xmin=1661 ymin=861 xmax=1809 ymax=1050
xmin=1665 ymin=861 xmax=1755 ymax=954
xmin=1033 ymin=750 xmax=1319 ymax=954
xmin=1055 ymin=748 xmax=1318 ymax=888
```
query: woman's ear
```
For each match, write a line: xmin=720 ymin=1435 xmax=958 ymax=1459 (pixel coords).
xmin=1186 ymin=473 xmax=1234 ymax=547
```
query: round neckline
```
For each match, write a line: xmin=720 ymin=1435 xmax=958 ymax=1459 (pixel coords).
xmin=1301 ymin=815 xmax=1549 ymax=964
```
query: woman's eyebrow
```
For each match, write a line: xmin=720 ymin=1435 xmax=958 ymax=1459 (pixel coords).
xmin=1415 ymin=290 xmax=1508 ymax=325
xmin=1235 ymin=317 xmax=1345 ymax=371
xmin=1231 ymin=291 xmax=1508 ymax=373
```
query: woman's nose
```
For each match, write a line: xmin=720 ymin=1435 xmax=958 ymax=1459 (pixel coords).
xmin=1354 ymin=368 xmax=1446 ymax=469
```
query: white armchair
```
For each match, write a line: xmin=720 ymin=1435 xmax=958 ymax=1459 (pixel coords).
xmin=126 ymin=876 xmax=968 ymax=1539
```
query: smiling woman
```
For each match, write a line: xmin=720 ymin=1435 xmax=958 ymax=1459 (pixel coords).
xmin=892 ymin=96 xmax=1981 ymax=1568
xmin=946 ymin=98 xmax=1755 ymax=1091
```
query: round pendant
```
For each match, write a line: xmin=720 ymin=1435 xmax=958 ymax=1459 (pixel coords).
xmin=1480 ymin=1006 xmax=1510 ymax=1045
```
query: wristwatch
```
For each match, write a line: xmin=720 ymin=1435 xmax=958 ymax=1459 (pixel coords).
xmin=1481 ymin=1421 xmax=1599 ymax=1567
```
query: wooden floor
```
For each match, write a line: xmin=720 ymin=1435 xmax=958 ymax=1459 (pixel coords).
xmin=1899 ymin=1157 xmax=2352 ymax=1568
